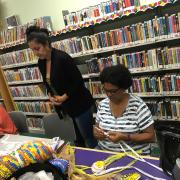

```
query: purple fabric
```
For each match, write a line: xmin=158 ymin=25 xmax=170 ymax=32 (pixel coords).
xmin=75 ymin=149 xmax=172 ymax=180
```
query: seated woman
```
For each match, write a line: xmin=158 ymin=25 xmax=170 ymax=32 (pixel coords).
xmin=0 ymin=105 xmax=17 ymax=134
xmin=93 ymin=65 xmax=155 ymax=155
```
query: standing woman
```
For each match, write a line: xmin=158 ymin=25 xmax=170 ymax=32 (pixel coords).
xmin=26 ymin=26 xmax=97 ymax=148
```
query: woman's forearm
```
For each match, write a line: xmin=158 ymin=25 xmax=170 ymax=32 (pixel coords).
xmin=128 ymin=132 xmax=155 ymax=142
xmin=62 ymin=93 xmax=69 ymax=102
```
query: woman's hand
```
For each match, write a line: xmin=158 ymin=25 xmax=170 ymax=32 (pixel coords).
xmin=48 ymin=96 xmax=60 ymax=106
xmin=48 ymin=94 xmax=68 ymax=106
xmin=108 ymin=131 xmax=124 ymax=143
xmin=93 ymin=125 xmax=107 ymax=140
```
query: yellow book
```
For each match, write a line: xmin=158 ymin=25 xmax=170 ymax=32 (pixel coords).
xmin=158 ymin=77 xmax=162 ymax=94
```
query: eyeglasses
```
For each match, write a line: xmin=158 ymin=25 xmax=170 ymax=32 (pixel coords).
xmin=103 ymin=88 xmax=120 ymax=95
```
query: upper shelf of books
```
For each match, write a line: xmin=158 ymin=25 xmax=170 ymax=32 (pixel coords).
xmin=0 ymin=0 xmax=178 ymax=50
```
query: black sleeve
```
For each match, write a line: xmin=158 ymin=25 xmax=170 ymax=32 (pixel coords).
xmin=61 ymin=52 xmax=84 ymax=97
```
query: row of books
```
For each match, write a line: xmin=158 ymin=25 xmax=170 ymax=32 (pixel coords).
xmin=52 ymin=13 xmax=180 ymax=55
xmin=63 ymin=0 xmax=171 ymax=27
xmin=26 ymin=118 xmax=44 ymax=130
xmin=0 ymin=48 xmax=37 ymax=67
xmin=15 ymin=102 xmax=53 ymax=114
xmin=130 ymin=75 xmax=180 ymax=94
xmin=63 ymin=0 xmax=136 ymax=27
xmin=4 ymin=67 xmax=42 ymax=83
xmin=10 ymin=85 xmax=45 ymax=98
xmin=0 ymin=16 xmax=53 ymax=49
xmin=86 ymin=46 xmax=180 ymax=73
xmin=85 ymin=75 xmax=180 ymax=96
xmin=146 ymin=100 xmax=180 ymax=120
xmin=85 ymin=81 xmax=104 ymax=96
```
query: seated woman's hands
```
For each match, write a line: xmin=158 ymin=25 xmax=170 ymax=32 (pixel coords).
xmin=108 ymin=131 xmax=125 ymax=143
xmin=93 ymin=126 xmax=128 ymax=143
xmin=93 ymin=125 xmax=108 ymax=140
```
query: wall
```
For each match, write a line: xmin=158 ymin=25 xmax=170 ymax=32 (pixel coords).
xmin=0 ymin=0 xmax=107 ymax=30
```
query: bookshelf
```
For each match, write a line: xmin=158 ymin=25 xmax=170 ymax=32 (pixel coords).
xmin=0 ymin=0 xmax=176 ymax=50
xmin=0 ymin=66 xmax=16 ymax=111
xmin=0 ymin=0 xmax=179 ymax=132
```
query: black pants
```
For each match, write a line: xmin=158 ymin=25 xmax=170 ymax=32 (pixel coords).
xmin=72 ymin=107 xmax=97 ymax=148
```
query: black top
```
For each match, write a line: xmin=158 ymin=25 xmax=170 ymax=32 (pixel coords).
xmin=38 ymin=48 xmax=94 ymax=118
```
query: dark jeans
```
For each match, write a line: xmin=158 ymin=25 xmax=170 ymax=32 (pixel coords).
xmin=73 ymin=108 xmax=97 ymax=148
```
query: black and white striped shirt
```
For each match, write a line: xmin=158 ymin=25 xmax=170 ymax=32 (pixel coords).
xmin=96 ymin=94 xmax=154 ymax=155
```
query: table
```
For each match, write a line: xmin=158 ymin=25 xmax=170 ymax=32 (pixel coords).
xmin=74 ymin=147 xmax=172 ymax=180
xmin=0 ymin=135 xmax=173 ymax=179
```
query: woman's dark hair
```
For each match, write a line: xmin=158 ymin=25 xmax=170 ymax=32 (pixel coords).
xmin=100 ymin=64 xmax=132 ymax=90
xmin=26 ymin=26 xmax=51 ymax=46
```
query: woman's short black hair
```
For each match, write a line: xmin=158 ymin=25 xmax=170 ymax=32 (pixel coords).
xmin=26 ymin=26 xmax=51 ymax=46
xmin=100 ymin=64 xmax=132 ymax=90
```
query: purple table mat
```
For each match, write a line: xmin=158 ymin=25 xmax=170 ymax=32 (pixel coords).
xmin=75 ymin=148 xmax=172 ymax=180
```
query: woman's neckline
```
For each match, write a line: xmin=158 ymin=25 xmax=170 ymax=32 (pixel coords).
xmin=109 ymin=93 xmax=131 ymax=119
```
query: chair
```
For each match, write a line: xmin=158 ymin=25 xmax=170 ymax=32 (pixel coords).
xmin=42 ymin=113 xmax=76 ymax=143
xmin=8 ymin=111 xmax=29 ymax=133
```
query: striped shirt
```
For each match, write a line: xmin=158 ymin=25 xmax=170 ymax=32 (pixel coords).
xmin=96 ymin=94 xmax=154 ymax=155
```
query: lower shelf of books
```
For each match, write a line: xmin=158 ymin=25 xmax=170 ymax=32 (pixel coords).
xmin=26 ymin=117 xmax=45 ymax=134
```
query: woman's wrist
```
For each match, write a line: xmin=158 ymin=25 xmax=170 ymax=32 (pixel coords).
xmin=62 ymin=94 xmax=68 ymax=102
xmin=127 ymin=134 xmax=131 ymax=141
xmin=118 ymin=133 xmax=131 ymax=141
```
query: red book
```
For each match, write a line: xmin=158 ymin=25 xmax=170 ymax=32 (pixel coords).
xmin=164 ymin=76 xmax=169 ymax=92
xmin=177 ymin=76 xmax=180 ymax=92
xmin=124 ymin=0 xmax=131 ymax=8
xmin=171 ymin=15 xmax=175 ymax=34
xmin=95 ymin=8 xmax=100 ymax=17
xmin=116 ymin=30 xmax=121 ymax=45
xmin=124 ymin=26 xmax=129 ymax=43
xmin=110 ymin=1 xmax=114 ymax=12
